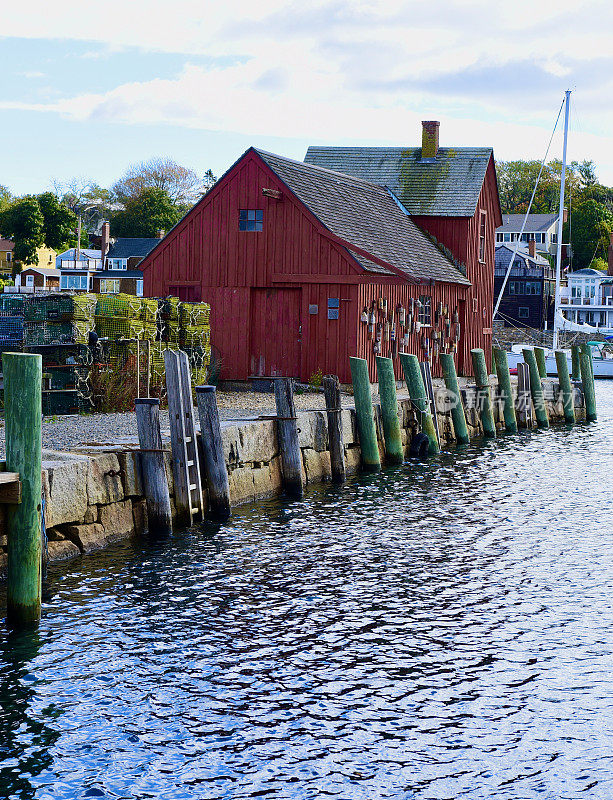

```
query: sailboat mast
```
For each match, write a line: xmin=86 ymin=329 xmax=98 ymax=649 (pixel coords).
xmin=553 ymin=89 xmax=571 ymax=351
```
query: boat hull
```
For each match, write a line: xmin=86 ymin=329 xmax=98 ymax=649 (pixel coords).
xmin=506 ymin=350 xmax=613 ymax=378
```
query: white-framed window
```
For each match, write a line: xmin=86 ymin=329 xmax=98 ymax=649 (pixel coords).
xmin=6 ymin=252 xmax=11 ymax=262
xmin=26 ymin=275 xmax=34 ymax=287
xmin=60 ymin=274 xmax=89 ymax=290
xmin=100 ymin=279 xmax=120 ymax=294
xmin=418 ymin=295 xmax=431 ymax=325
xmin=136 ymin=279 xmax=144 ymax=297
xmin=479 ymin=210 xmax=487 ymax=262
xmin=106 ymin=258 xmax=127 ymax=270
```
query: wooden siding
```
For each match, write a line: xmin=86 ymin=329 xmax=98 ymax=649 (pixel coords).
xmin=412 ymin=155 xmax=500 ymax=373
xmin=356 ymin=282 xmax=468 ymax=382
xmin=141 ymin=148 xmax=494 ymax=383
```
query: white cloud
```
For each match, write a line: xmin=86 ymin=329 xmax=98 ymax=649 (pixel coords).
xmin=2 ymin=0 xmax=613 ymax=180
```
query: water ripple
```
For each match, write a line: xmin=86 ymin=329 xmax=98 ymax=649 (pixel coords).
xmin=1 ymin=384 xmax=613 ymax=799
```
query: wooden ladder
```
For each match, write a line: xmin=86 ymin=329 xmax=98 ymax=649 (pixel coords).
xmin=163 ymin=349 xmax=205 ymax=526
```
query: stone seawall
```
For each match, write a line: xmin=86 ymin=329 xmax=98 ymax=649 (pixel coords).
xmin=0 ymin=377 xmax=586 ymax=579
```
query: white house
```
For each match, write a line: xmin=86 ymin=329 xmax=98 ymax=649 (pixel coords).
xmin=56 ymin=247 xmax=103 ymax=291
xmin=496 ymin=213 xmax=560 ymax=257
xmin=563 ymin=268 xmax=613 ymax=328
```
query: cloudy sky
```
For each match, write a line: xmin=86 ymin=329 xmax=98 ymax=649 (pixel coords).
xmin=1 ymin=0 xmax=612 ymax=195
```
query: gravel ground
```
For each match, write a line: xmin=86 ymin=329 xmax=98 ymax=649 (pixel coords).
xmin=0 ymin=389 xmax=393 ymax=458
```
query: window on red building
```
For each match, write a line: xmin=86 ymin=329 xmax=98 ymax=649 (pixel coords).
xmin=239 ymin=209 xmax=263 ymax=231
xmin=479 ymin=210 xmax=487 ymax=262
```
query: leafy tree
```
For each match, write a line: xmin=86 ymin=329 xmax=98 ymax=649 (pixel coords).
xmin=111 ymin=188 xmax=182 ymax=237
xmin=112 ymin=158 xmax=204 ymax=206
xmin=590 ymin=257 xmax=608 ymax=272
xmin=0 ymin=185 xmax=12 ymax=214
xmin=566 ymin=199 xmax=613 ymax=269
xmin=496 ymin=159 xmax=581 ymax=214
xmin=577 ymin=160 xmax=598 ymax=189
xmin=0 ymin=197 xmax=45 ymax=267
xmin=37 ymin=192 xmax=78 ymax=251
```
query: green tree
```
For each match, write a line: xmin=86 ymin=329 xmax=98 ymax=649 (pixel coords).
xmin=37 ymin=191 xmax=78 ymax=251
xmin=0 ymin=185 xmax=12 ymax=214
xmin=0 ymin=197 xmax=45 ymax=268
xmin=567 ymin=199 xmax=613 ymax=269
xmin=496 ymin=159 xmax=582 ymax=214
xmin=111 ymin=188 xmax=182 ymax=237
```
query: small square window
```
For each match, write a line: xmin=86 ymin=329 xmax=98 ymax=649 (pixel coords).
xmin=328 ymin=298 xmax=339 ymax=308
xmin=239 ymin=209 xmax=263 ymax=231
xmin=518 ymin=307 xmax=529 ymax=319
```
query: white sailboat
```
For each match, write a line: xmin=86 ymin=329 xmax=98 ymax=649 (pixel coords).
xmin=495 ymin=90 xmax=613 ymax=378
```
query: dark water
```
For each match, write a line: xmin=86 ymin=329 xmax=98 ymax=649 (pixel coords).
xmin=2 ymin=386 xmax=613 ymax=800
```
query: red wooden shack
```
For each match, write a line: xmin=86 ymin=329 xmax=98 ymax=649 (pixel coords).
xmin=140 ymin=125 xmax=501 ymax=384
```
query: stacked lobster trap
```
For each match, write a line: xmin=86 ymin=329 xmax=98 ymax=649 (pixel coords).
xmin=23 ymin=294 xmax=97 ymax=414
xmin=0 ymin=292 xmax=212 ymax=412
xmin=0 ymin=295 xmax=27 ymax=357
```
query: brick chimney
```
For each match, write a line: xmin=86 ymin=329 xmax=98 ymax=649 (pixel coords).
xmin=608 ymin=232 xmax=613 ymax=276
xmin=528 ymin=239 xmax=536 ymax=258
xmin=421 ymin=121 xmax=440 ymax=159
xmin=100 ymin=221 xmax=110 ymax=265
xmin=563 ymin=207 xmax=568 ymax=224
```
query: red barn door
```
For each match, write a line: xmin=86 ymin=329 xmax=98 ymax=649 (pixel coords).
xmin=250 ymin=288 xmax=302 ymax=377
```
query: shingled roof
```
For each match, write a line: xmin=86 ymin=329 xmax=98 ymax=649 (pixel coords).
xmin=256 ymin=149 xmax=469 ymax=285
xmin=106 ymin=238 xmax=160 ymax=261
xmin=498 ymin=213 xmax=559 ymax=233
xmin=304 ymin=146 xmax=493 ymax=217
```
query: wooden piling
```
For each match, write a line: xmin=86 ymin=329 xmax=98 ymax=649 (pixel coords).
xmin=135 ymin=398 xmax=173 ymax=535
xmin=4 ymin=352 xmax=42 ymax=627
xmin=522 ymin=348 xmax=549 ymax=428
xmin=492 ymin=347 xmax=518 ymax=433
xmin=375 ymin=356 xmax=404 ymax=464
xmin=571 ymin=345 xmax=581 ymax=381
xmin=274 ymin=377 xmax=304 ymax=496
xmin=580 ymin=352 xmax=597 ymax=421
xmin=349 ymin=357 xmax=381 ymax=471
xmin=580 ymin=343 xmax=594 ymax=380
xmin=554 ymin=351 xmax=576 ymax=424
xmin=516 ymin=362 xmax=532 ymax=428
xmin=534 ymin=346 xmax=548 ymax=378
xmin=323 ymin=375 xmax=346 ymax=483
xmin=439 ymin=352 xmax=470 ymax=444
xmin=195 ymin=385 xmax=231 ymax=518
xmin=399 ymin=353 xmax=439 ymax=454
xmin=470 ymin=348 xmax=496 ymax=438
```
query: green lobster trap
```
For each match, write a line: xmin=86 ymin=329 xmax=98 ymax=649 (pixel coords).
xmin=26 ymin=343 xmax=93 ymax=367
xmin=179 ymin=302 xmax=210 ymax=327
xmin=96 ymin=293 xmax=158 ymax=323
xmin=44 ymin=364 xmax=91 ymax=392
xmin=42 ymin=389 xmax=92 ymax=416
xmin=24 ymin=319 xmax=93 ymax=347
xmin=95 ymin=316 xmax=158 ymax=342
xmin=25 ymin=293 xmax=97 ymax=322
xmin=180 ymin=325 xmax=211 ymax=349
xmin=0 ymin=295 xmax=27 ymax=316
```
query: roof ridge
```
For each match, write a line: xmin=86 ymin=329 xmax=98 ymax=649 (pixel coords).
xmin=254 ymin=148 xmax=388 ymax=192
